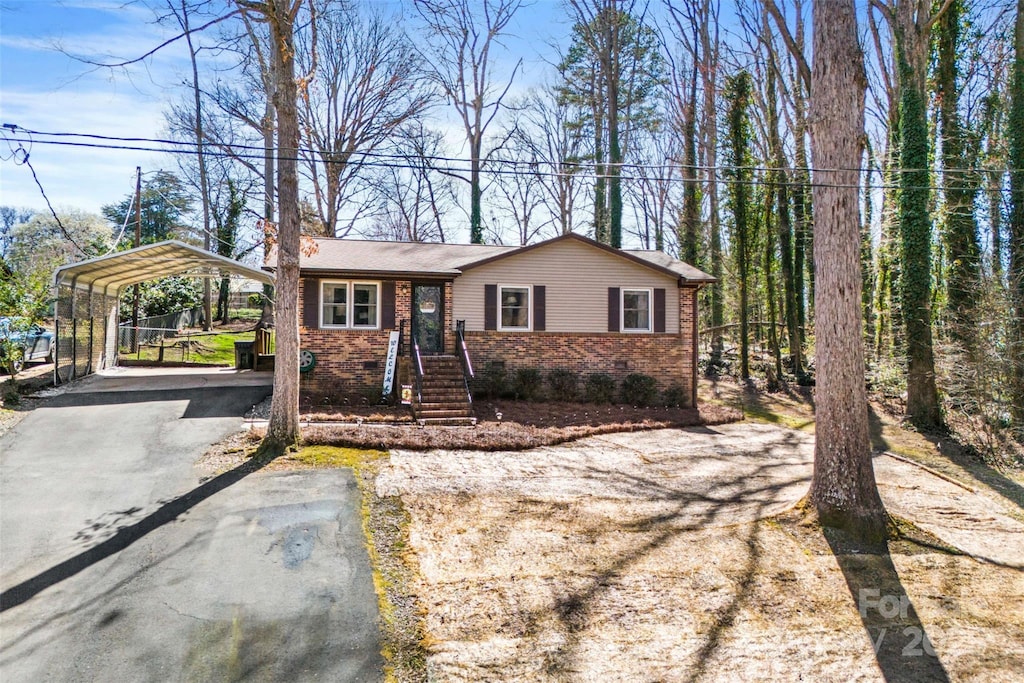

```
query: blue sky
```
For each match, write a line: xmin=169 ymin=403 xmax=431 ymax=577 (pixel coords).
xmin=0 ymin=0 xmax=205 ymax=214
xmin=0 ymin=0 xmax=571 ymax=220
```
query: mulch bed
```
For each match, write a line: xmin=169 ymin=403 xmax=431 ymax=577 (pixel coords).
xmin=296 ymin=399 xmax=743 ymax=451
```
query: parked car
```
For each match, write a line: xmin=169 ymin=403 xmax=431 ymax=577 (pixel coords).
xmin=0 ymin=317 xmax=54 ymax=373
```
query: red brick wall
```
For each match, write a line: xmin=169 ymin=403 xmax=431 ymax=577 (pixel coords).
xmin=298 ymin=277 xmax=700 ymax=405
xmin=298 ymin=277 xmax=456 ymax=396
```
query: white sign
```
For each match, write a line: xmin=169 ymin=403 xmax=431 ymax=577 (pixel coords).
xmin=382 ymin=330 xmax=400 ymax=396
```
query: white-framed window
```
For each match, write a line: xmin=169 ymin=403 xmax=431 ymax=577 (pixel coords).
xmin=321 ymin=281 xmax=348 ymax=327
xmin=622 ymin=288 xmax=652 ymax=332
xmin=320 ymin=280 xmax=380 ymax=329
xmin=498 ymin=285 xmax=531 ymax=331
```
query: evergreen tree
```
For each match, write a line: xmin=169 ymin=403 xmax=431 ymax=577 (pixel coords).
xmin=101 ymin=171 xmax=193 ymax=247
xmin=559 ymin=1 xmax=663 ymax=247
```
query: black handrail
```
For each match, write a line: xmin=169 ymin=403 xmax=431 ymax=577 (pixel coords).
xmin=410 ymin=327 xmax=424 ymax=405
xmin=455 ymin=320 xmax=474 ymax=405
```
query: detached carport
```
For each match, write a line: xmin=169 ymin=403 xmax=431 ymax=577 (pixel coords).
xmin=52 ymin=240 xmax=274 ymax=384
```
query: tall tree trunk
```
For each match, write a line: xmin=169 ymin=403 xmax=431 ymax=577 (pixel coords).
xmin=259 ymin=37 xmax=277 ymax=329
xmin=766 ymin=47 xmax=802 ymax=378
xmin=764 ymin=183 xmax=783 ymax=387
xmin=726 ymin=71 xmax=753 ymax=382
xmin=594 ymin=100 xmax=608 ymax=243
xmin=180 ymin=2 xmax=213 ymax=331
xmin=681 ymin=56 xmax=700 ymax=266
xmin=862 ymin=140 xmax=876 ymax=349
xmin=895 ymin=0 xmax=943 ymax=430
xmin=938 ymin=0 xmax=981 ymax=350
xmin=876 ymin=122 xmax=904 ymax=361
xmin=257 ymin=0 xmax=303 ymax=451
xmin=808 ymin=0 xmax=887 ymax=542
xmin=471 ymin=140 xmax=483 ymax=244
xmin=700 ymin=0 xmax=724 ymax=373
xmin=607 ymin=5 xmax=622 ymax=249
xmin=792 ymin=75 xmax=810 ymax=363
xmin=1009 ymin=0 xmax=1024 ymax=428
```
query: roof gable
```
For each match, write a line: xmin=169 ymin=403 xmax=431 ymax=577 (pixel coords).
xmin=457 ymin=233 xmax=714 ymax=283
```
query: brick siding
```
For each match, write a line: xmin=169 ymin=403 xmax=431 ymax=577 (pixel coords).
xmin=297 ymin=276 xmax=700 ymax=406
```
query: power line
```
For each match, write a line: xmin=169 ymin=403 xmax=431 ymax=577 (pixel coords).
xmin=1 ymin=126 xmax=1016 ymax=194
xmin=5 ymin=135 xmax=87 ymax=256
xmin=13 ymin=125 xmax=1018 ymax=177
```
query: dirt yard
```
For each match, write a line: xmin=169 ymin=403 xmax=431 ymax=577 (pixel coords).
xmin=377 ymin=423 xmax=1024 ymax=681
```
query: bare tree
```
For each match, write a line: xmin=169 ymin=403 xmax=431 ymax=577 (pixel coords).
xmin=627 ymin=125 xmax=679 ymax=252
xmin=366 ymin=122 xmax=456 ymax=243
xmin=808 ymin=0 xmax=887 ymax=541
xmin=236 ymin=0 xmax=306 ymax=453
xmin=666 ymin=0 xmax=724 ymax=371
xmin=297 ymin=1 xmax=433 ymax=237
xmin=414 ymin=0 xmax=524 ymax=244
xmin=490 ymin=142 xmax=552 ymax=245
xmin=507 ymin=83 xmax=587 ymax=236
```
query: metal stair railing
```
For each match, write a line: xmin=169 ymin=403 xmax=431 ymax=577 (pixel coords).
xmin=455 ymin=320 xmax=474 ymax=406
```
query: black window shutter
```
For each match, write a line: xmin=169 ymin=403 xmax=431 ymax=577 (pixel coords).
xmin=654 ymin=288 xmax=666 ymax=333
xmin=381 ymin=281 xmax=396 ymax=329
xmin=533 ymin=285 xmax=546 ymax=331
xmin=608 ymin=287 xmax=620 ymax=332
xmin=484 ymin=284 xmax=497 ymax=330
xmin=303 ymin=278 xmax=319 ymax=328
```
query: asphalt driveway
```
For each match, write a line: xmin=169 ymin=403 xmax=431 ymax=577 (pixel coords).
xmin=0 ymin=368 xmax=383 ymax=681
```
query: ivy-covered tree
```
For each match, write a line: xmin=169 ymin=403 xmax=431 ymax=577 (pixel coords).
xmin=937 ymin=0 xmax=981 ymax=350
xmin=890 ymin=0 xmax=944 ymax=429
xmin=1009 ymin=0 xmax=1024 ymax=430
xmin=724 ymin=70 xmax=754 ymax=381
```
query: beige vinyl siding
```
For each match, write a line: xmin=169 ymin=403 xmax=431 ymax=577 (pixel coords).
xmin=453 ymin=238 xmax=680 ymax=333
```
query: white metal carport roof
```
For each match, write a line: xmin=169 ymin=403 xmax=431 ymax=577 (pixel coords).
xmin=54 ymin=240 xmax=274 ymax=295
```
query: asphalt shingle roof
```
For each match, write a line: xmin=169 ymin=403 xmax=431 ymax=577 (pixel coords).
xmin=276 ymin=234 xmax=715 ymax=283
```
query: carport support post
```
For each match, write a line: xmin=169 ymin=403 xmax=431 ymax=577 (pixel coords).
xmin=132 ymin=167 xmax=141 ymax=354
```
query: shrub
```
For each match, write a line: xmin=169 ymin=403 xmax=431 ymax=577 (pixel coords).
xmin=247 ymin=292 xmax=265 ymax=308
xmin=547 ymin=368 xmax=579 ymax=402
xmin=662 ymin=384 xmax=688 ymax=407
xmin=620 ymin=373 xmax=658 ymax=406
xmin=513 ymin=368 xmax=544 ymax=401
xmin=472 ymin=362 xmax=509 ymax=399
xmin=584 ymin=373 xmax=617 ymax=404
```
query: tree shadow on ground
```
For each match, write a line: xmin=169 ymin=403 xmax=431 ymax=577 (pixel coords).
xmin=825 ymin=529 xmax=950 ymax=683
xmin=0 ymin=455 xmax=272 ymax=612
xmin=867 ymin=405 xmax=1024 ymax=514
xmin=493 ymin=444 xmax=809 ymax=680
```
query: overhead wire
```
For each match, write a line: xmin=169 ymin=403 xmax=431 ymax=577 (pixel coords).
xmin=2 ymin=124 xmax=1016 ymax=196
xmin=13 ymin=125 xmax=1015 ymax=177
xmin=1 ymin=127 xmax=88 ymax=256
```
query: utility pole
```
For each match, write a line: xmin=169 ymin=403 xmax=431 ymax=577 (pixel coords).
xmin=132 ymin=166 xmax=142 ymax=353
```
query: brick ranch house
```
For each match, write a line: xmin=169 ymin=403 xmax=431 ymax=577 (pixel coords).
xmin=275 ymin=232 xmax=713 ymax=421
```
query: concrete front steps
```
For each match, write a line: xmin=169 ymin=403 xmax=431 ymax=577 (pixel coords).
xmin=413 ymin=355 xmax=476 ymax=425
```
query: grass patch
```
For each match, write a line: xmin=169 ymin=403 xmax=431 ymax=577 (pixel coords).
xmin=122 ymin=330 xmax=255 ymax=365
